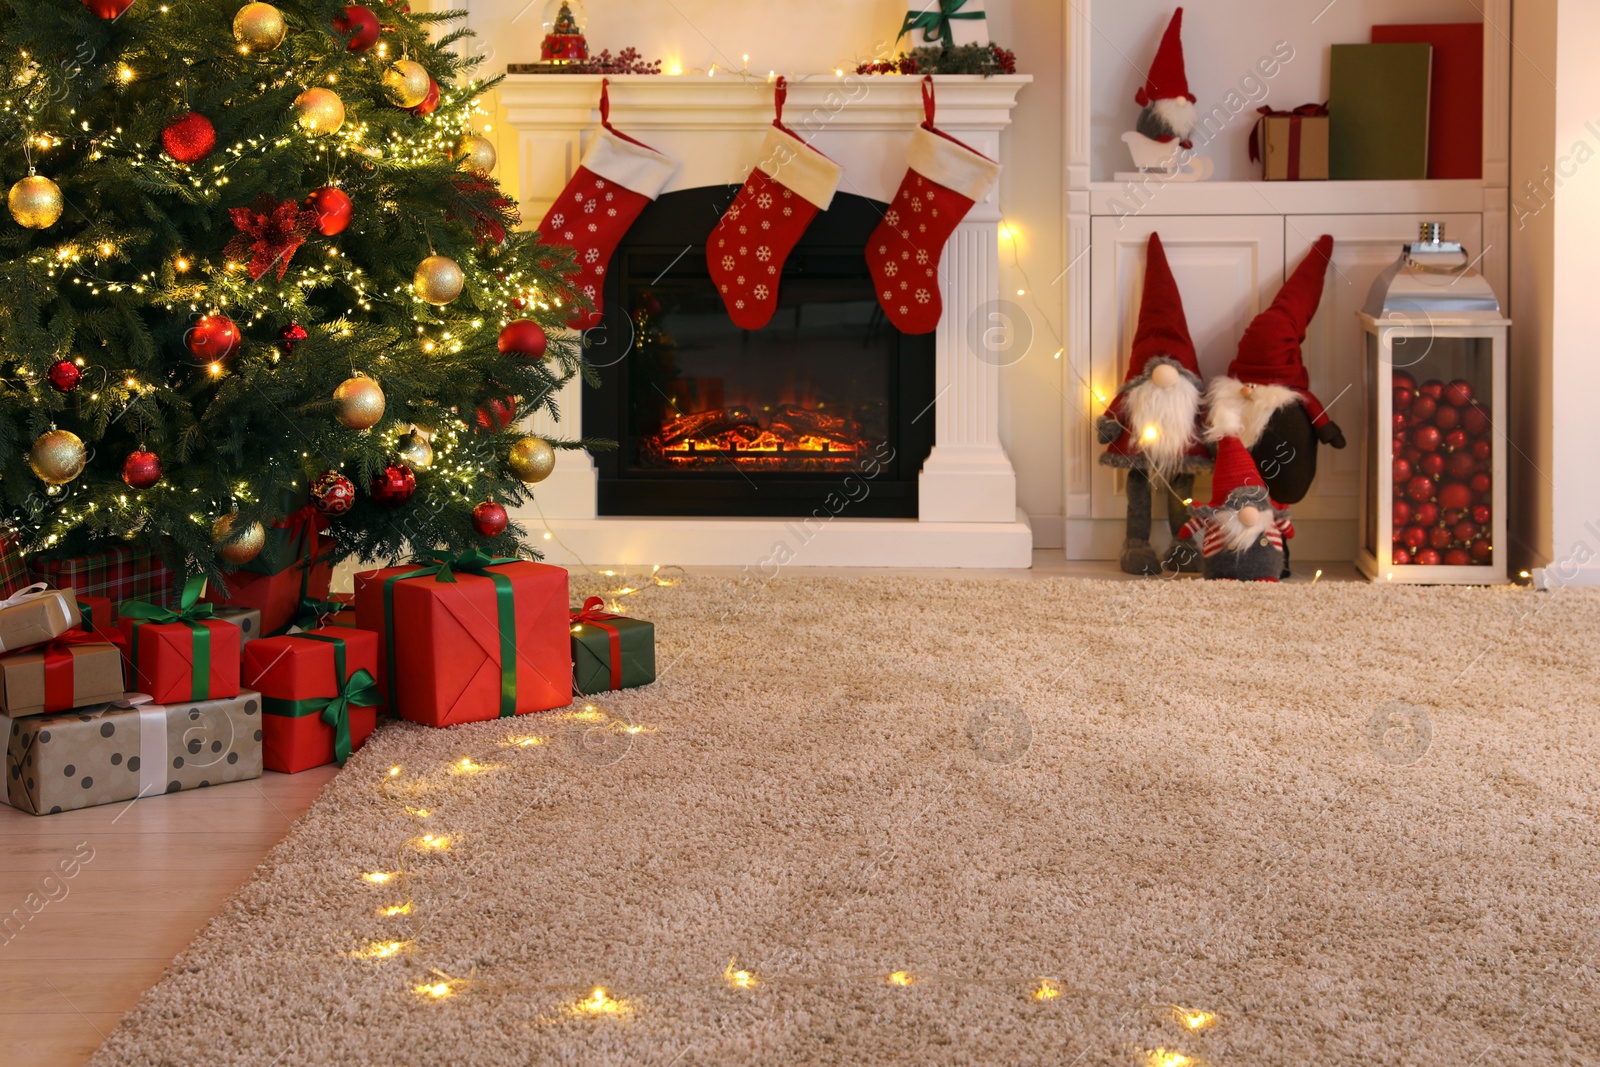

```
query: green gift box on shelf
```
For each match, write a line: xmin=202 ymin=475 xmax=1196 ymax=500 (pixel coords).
xmin=570 ymin=597 xmax=655 ymax=696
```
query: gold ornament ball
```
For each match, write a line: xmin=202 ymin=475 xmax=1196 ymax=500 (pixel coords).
xmin=9 ymin=175 xmax=64 ymax=229
xmin=212 ymin=512 xmax=267 ymax=565
xmin=413 ymin=254 xmax=464 ymax=305
xmin=508 ymin=436 xmax=557 ymax=484
xmin=294 ymin=88 xmax=345 ymax=135
xmin=233 ymin=2 xmax=287 ymax=51
xmin=334 ymin=375 xmax=386 ymax=429
xmin=383 ymin=60 xmax=431 ymax=108
xmin=395 ymin=430 xmax=434 ymax=471
xmin=456 ymin=133 xmax=497 ymax=175
xmin=28 ymin=429 xmax=86 ymax=485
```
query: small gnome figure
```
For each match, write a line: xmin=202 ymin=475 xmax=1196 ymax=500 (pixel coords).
xmin=1097 ymin=233 xmax=1211 ymax=575
xmin=1205 ymin=235 xmax=1346 ymax=577
xmin=1178 ymin=435 xmax=1295 ymax=582
xmin=1134 ymin=9 xmax=1199 ymax=150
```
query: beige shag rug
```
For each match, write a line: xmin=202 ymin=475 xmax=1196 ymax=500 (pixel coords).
xmin=91 ymin=575 xmax=1600 ymax=1067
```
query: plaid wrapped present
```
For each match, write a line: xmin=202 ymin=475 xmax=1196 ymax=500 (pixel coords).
xmin=32 ymin=543 xmax=175 ymax=607
xmin=0 ymin=532 xmax=29 ymax=600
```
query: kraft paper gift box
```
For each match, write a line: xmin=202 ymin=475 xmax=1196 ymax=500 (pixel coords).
xmin=569 ymin=597 xmax=657 ymax=696
xmin=354 ymin=553 xmax=571 ymax=728
xmin=30 ymin=542 xmax=175 ymax=607
xmin=212 ymin=607 xmax=264 ymax=645
xmin=1250 ymin=105 xmax=1331 ymax=181
xmin=4 ymin=692 xmax=264 ymax=816
xmin=203 ymin=560 xmax=333 ymax=636
xmin=243 ymin=628 xmax=381 ymax=773
xmin=0 ymin=634 xmax=126 ymax=717
xmin=0 ymin=585 xmax=79 ymax=653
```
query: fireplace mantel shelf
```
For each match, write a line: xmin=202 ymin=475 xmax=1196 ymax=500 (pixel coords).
xmin=499 ymin=71 xmax=1034 ymax=568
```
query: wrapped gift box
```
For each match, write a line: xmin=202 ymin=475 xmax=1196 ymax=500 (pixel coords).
xmin=240 ymin=487 xmax=330 ymax=578
xmin=570 ymin=598 xmax=657 ymax=696
xmin=5 ymin=692 xmax=263 ymax=815
xmin=0 ymin=586 xmax=79 ymax=653
xmin=31 ymin=543 xmax=175 ymax=607
xmin=0 ymin=532 xmax=30 ymax=600
xmin=243 ymin=627 xmax=381 ymax=773
xmin=204 ymin=560 xmax=333 ymax=636
xmin=354 ymin=554 xmax=571 ymax=727
xmin=73 ymin=594 xmax=114 ymax=635
xmin=899 ymin=0 xmax=987 ymax=49
xmin=0 ymin=635 xmax=125 ymax=717
xmin=117 ymin=610 xmax=242 ymax=706
xmin=1250 ymin=106 xmax=1330 ymax=181
xmin=212 ymin=607 xmax=264 ymax=644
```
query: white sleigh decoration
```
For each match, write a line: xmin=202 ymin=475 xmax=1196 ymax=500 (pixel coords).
xmin=1117 ymin=131 xmax=1214 ymax=181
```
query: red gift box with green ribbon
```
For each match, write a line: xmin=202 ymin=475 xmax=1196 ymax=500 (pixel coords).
xmin=243 ymin=627 xmax=382 ymax=772
xmin=118 ymin=578 xmax=243 ymax=705
xmin=204 ymin=558 xmax=333 ymax=636
xmin=353 ymin=551 xmax=571 ymax=728
xmin=73 ymin=594 xmax=114 ymax=635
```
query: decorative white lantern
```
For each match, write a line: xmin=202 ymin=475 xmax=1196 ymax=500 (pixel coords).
xmin=1358 ymin=223 xmax=1509 ymax=584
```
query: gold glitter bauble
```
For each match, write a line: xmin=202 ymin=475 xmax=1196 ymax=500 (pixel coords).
xmin=333 ymin=374 xmax=386 ymax=429
xmin=28 ymin=429 xmax=86 ymax=485
xmin=9 ymin=175 xmax=64 ymax=229
xmin=212 ymin=512 xmax=267 ymax=565
xmin=383 ymin=60 xmax=430 ymax=107
xmin=293 ymin=88 xmax=345 ymax=134
xmin=395 ymin=430 xmax=434 ymax=471
xmin=232 ymin=3 xmax=287 ymax=51
xmin=413 ymin=254 xmax=464 ymax=305
xmin=508 ymin=436 xmax=556 ymax=483
xmin=456 ymin=133 xmax=497 ymax=175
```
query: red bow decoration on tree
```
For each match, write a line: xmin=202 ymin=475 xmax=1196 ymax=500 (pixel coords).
xmin=445 ymin=174 xmax=520 ymax=247
xmin=223 ymin=194 xmax=320 ymax=281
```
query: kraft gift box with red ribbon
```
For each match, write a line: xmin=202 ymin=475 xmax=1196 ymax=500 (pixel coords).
xmin=243 ymin=628 xmax=382 ymax=773
xmin=570 ymin=597 xmax=656 ymax=696
xmin=4 ymin=692 xmax=263 ymax=816
xmin=353 ymin=551 xmax=571 ymax=728
xmin=0 ymin=584 xmax=79 ymax=653
xmin=0 ymin=631 xmax=125 ymax=717
xmin=118 ymin=578 xmax=243 ymax=706
xmin=1250 ymin=104 xmax=1330 ymax=181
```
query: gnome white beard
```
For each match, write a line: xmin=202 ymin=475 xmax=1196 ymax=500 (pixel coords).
xmin=1151 ymin=96 xmax=1199 ymax=141
xmin=1214 ymin=504 xmax=1276 ymax=553
xmin=1124 ymin=370 xmax=1201 ymax=477
xmin=1205 ymin=378 xmax=1301 ymax=448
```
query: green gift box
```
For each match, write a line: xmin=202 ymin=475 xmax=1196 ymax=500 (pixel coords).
xmin=569 ymin=597 xmax=655 ymax=696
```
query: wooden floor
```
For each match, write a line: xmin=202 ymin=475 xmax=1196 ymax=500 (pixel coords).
xmin=0 ymin=552 xmax=1361 ymax=1066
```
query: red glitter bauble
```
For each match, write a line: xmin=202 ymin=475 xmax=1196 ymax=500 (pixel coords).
xmin=333 ymin=5 xmax=381 ymax=51
xmin=279 ymin=322 xmax=309 ymax=353
xmin=1420 ymin=454 xmax=1445 ymax=477
xmin=1453 ymin=520 xmax=1478 ymax=544
xmin=1405 ymin=476 xmax=1436 ymax=504
xmin=1429 ymin=526 xmax=1454 ymax=551
xmin=410 ymin=78 xmax=441 ymax=117
xmin=1410 ymin=395 xmax=1437 ymax=422
xmin=1470 ymin=539 xmax=1493 ymax=562
xmin=497 ymin=320 xmax=548 ymax=359
xmin=310 ymin=470 xmax=356 ymax=516
xmin=1443 ymin=548 xmax=1471 ymax=566
xmin=472 ymin=500 xmax=508 ymax=537
xmin=1470 ymin=472 xmax=1492 ymax=495
xmin=1393 ymin=370 xmax=1417 ymax=389
xmin=1393 ymin=501 xmax=1412 ymax=527
xmin=1471 ymin=504 xmax=1492 ymax=525
xmin=1393 ymin=458 xmax=1412 ymax=484
xmin=1443 ymin=429 xmax=1470 ymax=453
xmin=1413 ymin=503 xmax=1439 ymax=528
xmin=1471 ymin=439 xmax=1491 ymax=461
xmin=1420 ymin=380 xmax=1445 ymax=399
xmin=1414 ymin=548 xmax=1442 ymax=566
xmin=1445 ymin=451 xmax=1477 ymax=480
xmin=121 ymin=449 xmax=162 ymax=489
xmin=306 ymin=187 xmax=353 ymax=236
xmin=1393 ymin=548 xmax=1413 ymax=566
xmin=47 ymin=360 xmax=82 ymax=392
xmin=1411 ymin=425 xmax=1442 ymax=453
xmin=1393 ymin=385 xmax=1414 ymax=410
xmin=368 ymin=463 xmax=416 ymax=508
xmin=1391 ymin=412 xmax=1409 ymax=435
xmin=1433 ymin=405 xmax=1460 ymax=431
xmin=83 ymin=0 xmax=134 ymax=18
xmin=186 ymin=314 xmax=240 ymax=363
xmin=1401 ymin=525 xmax=1428 ymax=550
xmin=161 ymin=112 xmax=216 ymax=164
xmin=1442 ymin=379 xmax=1474 ymax=407
xmin=1437 ymin=481 xmax=1473 ymax=512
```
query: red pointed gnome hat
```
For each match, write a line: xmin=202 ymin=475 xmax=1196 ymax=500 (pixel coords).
xmin=1135 ymin=9 xmax=1194 ymax=107
xmin=1124 ymin=233 xmax=1202 ymax=383
xmin=1230 ymin=235 xmax=1334 ymax=391
xmin=1206 ymin=435 xmax=1268 ymax=507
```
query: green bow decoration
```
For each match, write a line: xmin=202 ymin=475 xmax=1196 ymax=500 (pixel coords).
xmin=119 ymin=575 xmax=217 ymax=702
xmin=265 ymin=633 xmax=382 ymax=765
xmin=290 ymin=596 xmax=348 ymax=632
xmin=898 ymin=0 xmax=983 ymax=50
xmin=382 ymin=550 xmax=520 ymax=719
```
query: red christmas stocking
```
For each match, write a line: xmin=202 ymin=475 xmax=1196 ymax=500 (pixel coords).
xmin=536 ymin=79 xmax=678 ymax=331
xmin=706 ymin=78 xmax=843 ymax=330
xmin=867 ymin=77 xmax=1002 ymax=335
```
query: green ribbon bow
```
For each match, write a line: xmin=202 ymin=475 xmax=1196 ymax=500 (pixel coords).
xmin=290 ymin=596 xmax=348 ymax=632
xmin=898 ymin=0 xmax=983 ymax=50
xmin=382 ymin=550 xmax=520 ymax=719
xmin=263 ymin=632 xmax=381 ymax=766
xmin=119 ymin=575 xmax=217 ymax=702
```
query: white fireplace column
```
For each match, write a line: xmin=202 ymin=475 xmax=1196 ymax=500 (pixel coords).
xmin=496 ymin=74 xmax=1034 ymax=568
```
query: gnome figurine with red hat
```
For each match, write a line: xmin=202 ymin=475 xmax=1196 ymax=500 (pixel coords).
xmin=1097 ymin=233 xmax=1211 ymax=575
xmin=1178 ymin=436 xmax=1295 ymax=582
xmin=1134 ymin=9 xmax=1199 ymax=151
xmin=1205 ymin=235 xmax=1346 ymax=576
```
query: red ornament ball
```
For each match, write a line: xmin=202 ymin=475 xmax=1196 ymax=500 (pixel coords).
xmin=410 ymin=78 xmax=441 ymax=117
xmin=333 ymin=5 xmax=381 ymax=51
xmin=1463 ymin=405 xmax=1491 ymax=436
xmin=1433 ymin=405 xmax=1460 ymax=432
xmin=121 ymin=449 xmax=162 ymax=489
xmin=1420 ymin=453 xmax=1445 ymax=478
xmin=1444 ymin=429 xmax=1470 ymax=453
xmin=83 ymin=0 xmax=134 ymax=18
xmin=1414 ymin=548 xmax=1443 ymax=566
xmin=161 ymin=112 xmax=216 ymax=165
xmin=1470 ymin=538 xmax=1494 ymax=562
xmin=1471 ymin=472 xmax=1493 ymax=495
xmin=1393 ymin=501 xmax=1412 ymax=527
xmin=310 ymin=470 xmax=356 ymax=516
xmin=1437 ymin=481 xmax=1473 ymax=512
xmin=1391 ymin=412 xmax=1409 ymax=435
xmin=1442 ymin=379 xmax=1474 ymax=407
xmin=1428 ymin=526 xmax=1454 ymax=551
xmin=1410 ymin=395 xmax=1438 ymax=422
xmin=47 ymin=360 xmax=82 ymax=392
xmin=1453 ymin=519 xmax=1478 ymax=543
xmin=498 ymin=319 xmax=548 ymax=359
xmin=1471 ymin=439 xmax=1492 ymax=462
xmin=1445 ymin=451 xmax=1477 ymax=480
xmin=1413 ymin=502 xmax=1439 ymax=528
xmin=1393 ymin=370 xmax=1417 ymax=390
xmin=1393 ymin=457 xmax=1412 ymax=483
xmin=1393 ymin=385 xmax=1415 ymax=410
xmin=187 ymin=314 xmax=240 ymax=363
xmin=472 ymin=500 xmax=509 ymax=537
xmin=1405 ymin=476 xmax=1436 ymax=504
xmin=1472 ymin=504 xmax=1492 ymax=525
xmin=1443 ymin=548 xmax=1472 ymax=566
xmin=1412 ymin=425 xmax=1442 ymax=453
xmin=1401 ymin=525 xmax=1428 ymax=550
xmin=279 ymin=322 xmax=308 ymax=353
xmin=1393 ymin=548 xmax=1413 ymax=566
xmin=1420 ymin=380 xmax=1445 ymax=399
xmin=306 ymin=187 xmax=353 ymax=236
xmin=477 ymin=396 xmax=516 ymax=432
xmin=369 ymin=463 xmax=415 ymax=508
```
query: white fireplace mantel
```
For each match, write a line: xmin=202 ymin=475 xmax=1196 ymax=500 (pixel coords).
xmin=498 ymin=74 xmax=1033 ymax=569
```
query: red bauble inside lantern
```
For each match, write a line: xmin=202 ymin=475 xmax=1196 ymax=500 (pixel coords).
xmin=1405 ymin=476 xmax=1436 ymax=504
xmin=1412 ymin=425 xmax=1442 ymax=452
xmin=1463 ymin=405 xmax=1491 ymax=436
xmin=1392 ymin=412 xmax=1409 ymax=435
xmin=1428 ymin=526 xmax=1454 ymax=551
xmin=1443 ymin=548 xmax=1471 ymax=566
xmin=1393 ymin=548 xmax=1413 ymax=566
xmin=1437 ymin=481 xmax=1473 ymax=512
xmin=1413 ymin=502 xmax=1439 ymax=528
xmin=1420 ymin=453 xmax=1445 ymax=477
xmin=1393 ymin=457 xmax=1412 ymax=483
xmin=1415 ymin=548 xmax=1442 ymax=566
xmin=1445 ymin=451 xmax=1477 ymax=480
xmin=1433 ymin=405 xmax=1460 ymax=431
xmin=1411 ymin=395 xmax=1438 ymax=422
xmin=1393 ymin=370 xmax=1417 ymax=390
xmin=1401 ymin=525 xmax=1429 ymax=550
xmin=1470 ymin=538 xmax=1493 ymax=562
xmin=1393 ymin=385 xmax=1414 ymax=410
xmin=1470 ymin=472 xmax=1492 ymax=495
xmin=161 ymin=112 xmax=216 ymax=164
xmin=1471 ymin=504 xmax=1491 ymax=525
xmin=1442 ymin=379 xmax=1474 ymax=407
xmin=1471 ymin=439 xmax=1492 ymax=461
xmin=306 ymin=187 xmax=353 ymax=236
xmin=187 ymin=314 xmax=240 ymax=363
xmin=1453 ymin=519 xmax=1478 ymax=543
xmin=1420 ymin=379 xmax=1445 ymax=399
xmin=1393 ymin=501 xmax=1412 ymax=527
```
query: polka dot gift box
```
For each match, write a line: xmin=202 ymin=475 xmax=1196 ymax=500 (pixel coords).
xmin=4 ymin=692 xmax=263 ymax=816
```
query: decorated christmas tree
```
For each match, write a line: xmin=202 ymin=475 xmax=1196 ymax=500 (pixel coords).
xmin=0 ymin=0 xmax=592 ymax=580
xmin=540 ymin=1 xmax=588 ymax=63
